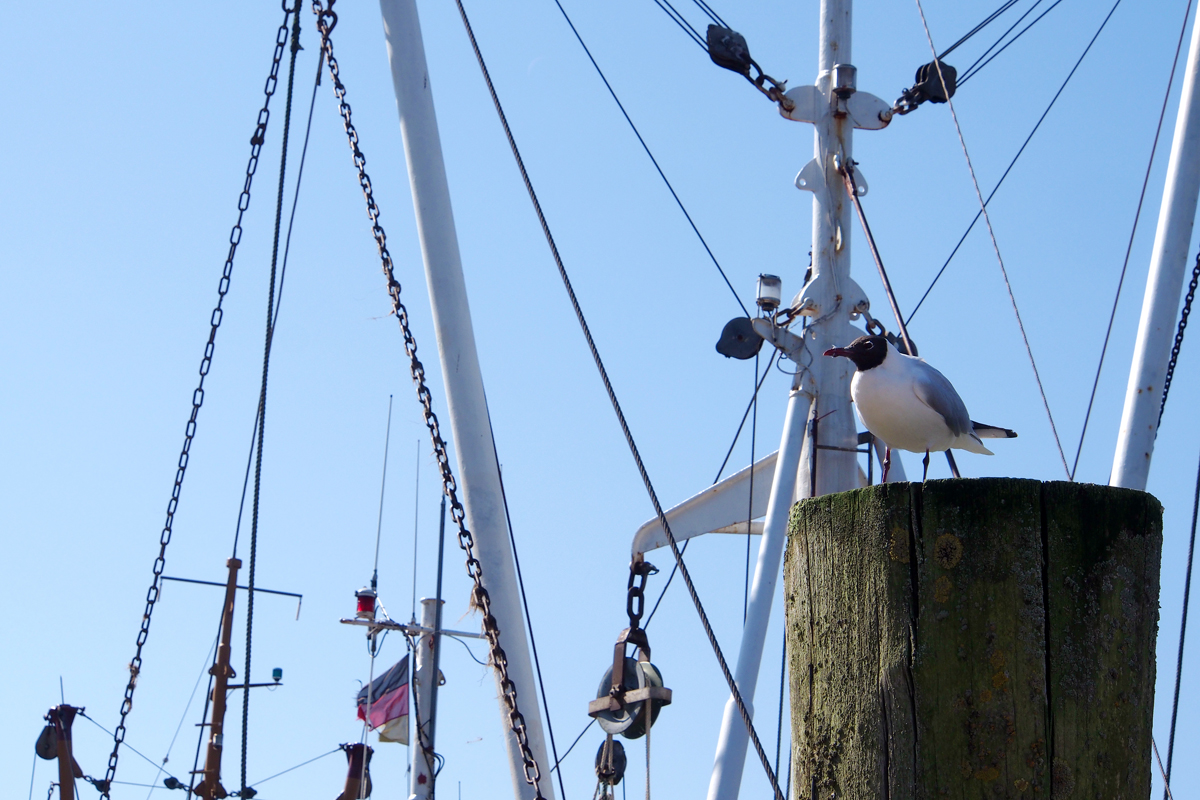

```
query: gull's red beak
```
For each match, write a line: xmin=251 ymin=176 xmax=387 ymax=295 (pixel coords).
xmin=824 ymin=347 xmax=851 ymax=358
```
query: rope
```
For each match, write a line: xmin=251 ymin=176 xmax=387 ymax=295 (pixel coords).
xmin=453 ymin=3 xmax=784 ymax=796
xmin=551 ymin=0 xmax=749 ymax=317
xmin=842 ymin=167 xmax=915 ymax=357
xmin=913 ymin=0 xmax=1077 ymax=481
xmin=1072 ymin=0 xmax=1193 ymax=478
xmin=1153 ymin=736 xmax=1176 ymax=800
xmin=907 ymin=0 xmax=1123 ymax=328
xmin=1163 ymin=443 xmax=1200 ymax=797
xmin=239 ymin=5 xmax=303 ymax=793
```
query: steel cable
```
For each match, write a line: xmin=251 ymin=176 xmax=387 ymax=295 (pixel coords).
xmin=913 ymin=0 xmax=1108 ymax=481
xmin=1163 ymin=444 xmax=1200 ymax=797
xmin=908 ymin=0 xmax=1126 ymax=329
xmin=552 ymin=0 xmax=749 ymax=317
xmin=454 ymin=3 xmax=784 ymax=796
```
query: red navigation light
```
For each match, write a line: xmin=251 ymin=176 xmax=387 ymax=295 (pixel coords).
xmin=355 ymin=587 xmax=377 ymax=620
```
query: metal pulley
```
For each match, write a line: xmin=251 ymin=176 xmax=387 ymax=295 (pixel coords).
xmin=594 ymin=738 xmax=627 ymax=786
xmin=590 ymin=655 xmax=667 ymax=738
xmin=893 ymin=59 xmax=957 ymax=115
xmin=705 ymin=25 xmax=791 ymax=107
xmin=588 ymin=561 xmax=672 ymax=739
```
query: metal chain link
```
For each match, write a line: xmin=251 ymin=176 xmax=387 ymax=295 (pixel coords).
xmin=1159 ymin=247 xmax=1200 ymax=428
xmin=98 ymin=11 xmax=292 ymax=797
xmin=310 ymin=3 xmax=546 ymax=795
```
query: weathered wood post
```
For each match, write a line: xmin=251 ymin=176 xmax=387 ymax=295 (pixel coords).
xmin=785 ymin=478 xmax=1162 ymax=799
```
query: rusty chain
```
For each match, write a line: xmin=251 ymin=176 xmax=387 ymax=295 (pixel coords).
xmin=310 ymin=2 xmax=546 ymax=795
xmin=98 ymin=8 xmax=293 ymax=797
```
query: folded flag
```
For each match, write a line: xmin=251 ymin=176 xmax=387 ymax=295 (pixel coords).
xmin=357 ymin=655 xmax=409 ymax=745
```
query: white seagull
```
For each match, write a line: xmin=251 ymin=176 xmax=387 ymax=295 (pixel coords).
xmin=824 ymin=335 xmax=1016 ymax=481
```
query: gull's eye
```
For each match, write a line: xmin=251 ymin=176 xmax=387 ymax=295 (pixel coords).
xmin=864 ymin=340 xmax=875 ymax=349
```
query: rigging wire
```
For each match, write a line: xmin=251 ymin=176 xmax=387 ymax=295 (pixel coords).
xmin=549 ymin=719 xmax=596 ymax=775
xmin=495 ymin=456 xmax=569 ymax=800
xmin=144 ymin=634 xmax=220 ymax=800
xmin=651 ymin=0 xmax=707 ymax=50
xmin=913 ymin=0 xmax=1100 ymax=481
xmin=644 ymin=349 xmax=777 ymax=630
xmin=954 ymin=0 xmax=1060 ymax=87
xmin=452 ymin=632 xmax=489 ymax=666
xmin=239 ymin=5 xmax=304 ymax=794
xmin=551 ymin=0 xmax=750 ymax=318
xmin=453 ymin=6 xmax=785 ymax=794
xmin=744 ymin=352 xmax=759 ymax=624
xmin=958 ymin=0 xmax=1066 ymax=87
xmin=79 ymin=713 xmax=182 ymax=784
xmin=1066 ymin=0 xmax=1185 ymax=478
xmin=773 ymin=623 xmax=786 ymax=785
xmin=937 ymin=0 xmax=1020 ymax=60
xmin=691 ymin=0 xmax=727 ymax=28
xmin=1164 ymin=443 xmax=1200 ymax=796
xmin=248 ymin=747 xmax=341 ymax=787
xmin=907 ymin=1 xmax=1124 ymax=328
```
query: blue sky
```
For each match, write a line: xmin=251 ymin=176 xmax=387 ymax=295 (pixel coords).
xmin=3 ymin=0 xmax=1198 ymax=798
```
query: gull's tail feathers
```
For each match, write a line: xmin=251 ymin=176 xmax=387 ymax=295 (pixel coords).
xmin=972 ymin=421 xmax=1017 ymax=439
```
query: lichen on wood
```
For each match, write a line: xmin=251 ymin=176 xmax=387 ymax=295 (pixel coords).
xmin=785 ymin=479 xmax=1161 ymax=799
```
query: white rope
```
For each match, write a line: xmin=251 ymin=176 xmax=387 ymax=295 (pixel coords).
xmin=913 ymin=0 xmax=1072 ymax=479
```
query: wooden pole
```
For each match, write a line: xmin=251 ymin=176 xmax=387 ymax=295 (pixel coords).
xmin=785 ymin=479 xmax=1162 ymax=798
xmin=194 ymin=557 xmax=241 ymax=800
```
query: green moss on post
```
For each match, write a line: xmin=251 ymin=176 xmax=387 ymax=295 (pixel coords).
xmin=785 ymin=479 xmax=1161 ymax=799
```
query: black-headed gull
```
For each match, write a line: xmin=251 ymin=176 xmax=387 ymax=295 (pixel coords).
xmin=824 ymin=335 xmax=1016 ymax=481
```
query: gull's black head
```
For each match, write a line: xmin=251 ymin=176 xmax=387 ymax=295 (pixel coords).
xmin=823 ymin=335 xmax=889 ymax=371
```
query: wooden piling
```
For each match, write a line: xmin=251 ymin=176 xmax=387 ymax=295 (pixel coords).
xmin=785 ymin=478 xmax=1162 ymax=799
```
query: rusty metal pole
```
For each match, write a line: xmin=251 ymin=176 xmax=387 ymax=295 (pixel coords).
xmin=193 ymin=558 xmax=241 ymax=800
xmin=336 ymin=743 xmax=372 ymax=800
xmin=46 ymin=705 xmax=83 ymax=800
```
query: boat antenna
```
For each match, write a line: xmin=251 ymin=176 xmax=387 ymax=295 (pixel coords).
xmin=372 ymin=396 xmax=394 ymax=594
xmin=411 ymin=439 xmax=420 ymax=620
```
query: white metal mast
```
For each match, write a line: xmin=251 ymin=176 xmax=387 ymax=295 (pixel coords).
xmin=377 ymin=2 xmax=556 ymax=798
xmin=1111 ymin=7 xmax=1200 ymax=491
xmin=706 ymin=0 xmax=896 ymax=796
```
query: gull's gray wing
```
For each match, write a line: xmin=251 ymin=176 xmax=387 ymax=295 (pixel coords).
xmin=911 ymin=360 xmax=972 ymax=437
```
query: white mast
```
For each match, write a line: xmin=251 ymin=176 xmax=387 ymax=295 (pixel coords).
xmin=377 ymin=3 xmax=555 ymax=798
xmin=410 ymin=598 xmax=441 ymax=800
xmin=1111 ymin=8 xmax=1200 ymax=491
xmin=707 ymin=0 xmax=896 ymax=796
